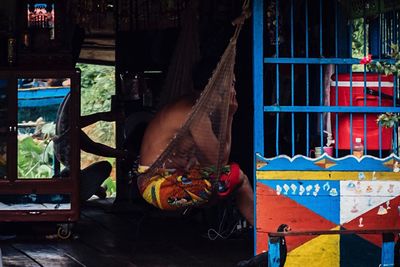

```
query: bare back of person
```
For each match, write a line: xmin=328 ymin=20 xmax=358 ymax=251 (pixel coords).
xmin=140 ymin=94 xmax=197 ymax=169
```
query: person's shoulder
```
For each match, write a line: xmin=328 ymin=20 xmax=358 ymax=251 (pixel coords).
xmin=166 ymin=93 xmax=198 ymax=112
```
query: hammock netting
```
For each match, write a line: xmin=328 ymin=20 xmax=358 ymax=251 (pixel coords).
xmin=138 ymin=1 xmax=250 ymax=192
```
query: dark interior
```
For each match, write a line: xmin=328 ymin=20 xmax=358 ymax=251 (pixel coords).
xmin=0 ymin=1 xmax=255 ymax=266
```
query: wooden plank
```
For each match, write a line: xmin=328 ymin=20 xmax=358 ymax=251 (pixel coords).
xmin=79 ymin=49 xmax=115 ymax=63
xmin=12 ymin=244 xmax=83 ymax=267
xmin=78 ymin=205 xmax=252 ymax=266
xmin=0 ymin=244 xmax=40 ymax=267
xmin=0 ymin=202 xmax=253 ymax=267
xmin=49 ymin=242 xmax=137 ymax=267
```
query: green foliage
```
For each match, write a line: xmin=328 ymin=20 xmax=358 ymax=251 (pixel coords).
xmin=352 ymin=19 xmax=368 ymax=72
xmin=77 ymin=63 xmax=115 ymax=115
xmin=377 ymin=113 xmax=398 ymax=128
xmin=18 ymin=135 xmax=53 ymax=178
xmin=77 ymin=63 xmax=117 ymax=194
xmin=16 ymin=63 xmax=118 ymax=196
xmin=77 ymin=63 xmax=116 ymax=148
xmin=367 ymin=44 xmax=400 ymax=75
xmin=102 ymin=176 xmax=117 ymax=196
xmin=352 ymin=19 xmax=366 ymax=58
xmin=368 ymin=44 xmax=400 ymax=128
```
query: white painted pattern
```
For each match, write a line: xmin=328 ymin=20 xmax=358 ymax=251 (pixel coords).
xmin=340 ymin=180 xmax=400 ymax=224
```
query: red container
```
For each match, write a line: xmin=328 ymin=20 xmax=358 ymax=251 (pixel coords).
xmin=330 ymin=73 xmax=394 ymax=150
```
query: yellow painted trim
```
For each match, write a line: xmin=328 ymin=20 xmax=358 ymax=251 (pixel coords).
xmin=256 ymin=171 xmax=400 ymax=181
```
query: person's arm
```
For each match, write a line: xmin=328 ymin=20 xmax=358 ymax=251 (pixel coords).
xmin=80 ymin=130 xmax=128 ymax=159
xmin=80 ymin=110 xmax=123 ymax=128
xmin=223 ymin=89 xmax=238 ymax=163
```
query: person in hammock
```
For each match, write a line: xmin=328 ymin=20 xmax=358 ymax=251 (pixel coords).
xmin=137 ymin=69 xmax=254 ymax=226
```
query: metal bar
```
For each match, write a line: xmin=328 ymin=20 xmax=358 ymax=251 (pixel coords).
xmin=275 ymin=0 xmax=279 ymax=58
xmin=264 ymin=57 xmax=361 ymax=64
xmin=264 ymin=106 xmax=400 ymax=113
xmin=394 ymin=77 xmax=398 ymax=155
xmin=378 ymin=73 xmax=383 ymax=157
xmin=335 ymin=69 xmax=339 ymax=157
xmin=350 ymin=79 xmax=354 ymax=150
xmin=388 ymin=12 xmax=392 ymax=49
xmin=381 ymin=233 xmax=395 ymax=267
xmin=334 ymin=0 xmax=338 ymax=157
xmin=276 ymin=113 xmax=280 ymax=155
xmin=362 ymin=13 xmax=368 ymax=153
xmin=396 ymin=10 xmax=398 ymax=43
xmin=275 ymin=0 xmax=280 ymax=156
xmin=268 ymin=238 xmax=281 ymax=267
xmin=382 ymin=14 xmax=385 ymax=55
xmin=319 ymin=0 xmax=323 ymax=148
xmin=264 ymin=57 xmax=398 ymax=65
xmin=349 ymin=22 xmax=354 ymax=154
xmin=253 ymin=0 xmax=264 ymax=155
xmin=252 ymin=0 xmax=263 ymax=253
xmin=291 ymin=0 xmax=295 ymax=156
xmin=319 ymin=72 xmax=323 ymax=148
xmin=394 ymin=12 xmax=399 ymax=155
xmin=381 ymin=14 xmax=384 ymax=55
xmin=386 ymin=14 xmax=389 ymax=54
xmin=305 ymin=0 xmax=310 ymax=155
xmin=363 ymin=68 xmax=368 ymax=153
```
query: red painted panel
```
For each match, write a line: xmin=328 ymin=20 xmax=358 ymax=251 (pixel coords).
xmin=256 ymin=182 xmax=337 ymax=253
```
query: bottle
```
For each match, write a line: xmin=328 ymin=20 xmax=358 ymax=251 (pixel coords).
xmin=142 ymin=79 xmax=153 ymax=107
xmin=22 ymin=31 xmax=30 ymax=50
xmin=7 ymin=19 xmax=16 ymax=66
xmin=131 ymin=73 xmax=141 ymax=100
xmin=353 ymin=137 xmax=364 ymax=158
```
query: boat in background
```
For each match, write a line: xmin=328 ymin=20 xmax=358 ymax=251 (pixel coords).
xmin=18 ymin=86 xmax=70 ymax=108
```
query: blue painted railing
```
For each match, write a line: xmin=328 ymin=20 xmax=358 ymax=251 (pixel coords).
xmin=252 ymin=0 xmax=400 ymax=264
xmin=253 ymin=0 xmax=399 ymax=158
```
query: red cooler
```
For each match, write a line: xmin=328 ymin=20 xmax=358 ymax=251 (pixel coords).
xmin=330 ymin=73 xmax=394 ymax=150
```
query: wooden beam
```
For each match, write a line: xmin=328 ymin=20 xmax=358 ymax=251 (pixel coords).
xmin=79 ymin=49 xmax=115 ymax=63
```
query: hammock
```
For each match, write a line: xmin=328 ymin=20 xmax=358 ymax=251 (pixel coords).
xmin=157 ymin=0 xmax=200 ymax=108
xmin=138 ymin=1 xmax=250 ymax=192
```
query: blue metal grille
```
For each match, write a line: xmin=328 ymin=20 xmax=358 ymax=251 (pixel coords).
xmin=253 ymin=0 xmax=400 ymax=158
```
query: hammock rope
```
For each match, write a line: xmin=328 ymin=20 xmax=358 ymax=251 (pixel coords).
xmin=138 ymin=1 xmax=251 ymax=192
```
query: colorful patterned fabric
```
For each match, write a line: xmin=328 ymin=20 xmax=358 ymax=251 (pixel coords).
xmin=138 ymin=164 xmax=237 ymax=210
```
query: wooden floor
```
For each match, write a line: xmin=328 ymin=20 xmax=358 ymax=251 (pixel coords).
xmin=0 ymin=198 xmax=253 ymax=267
